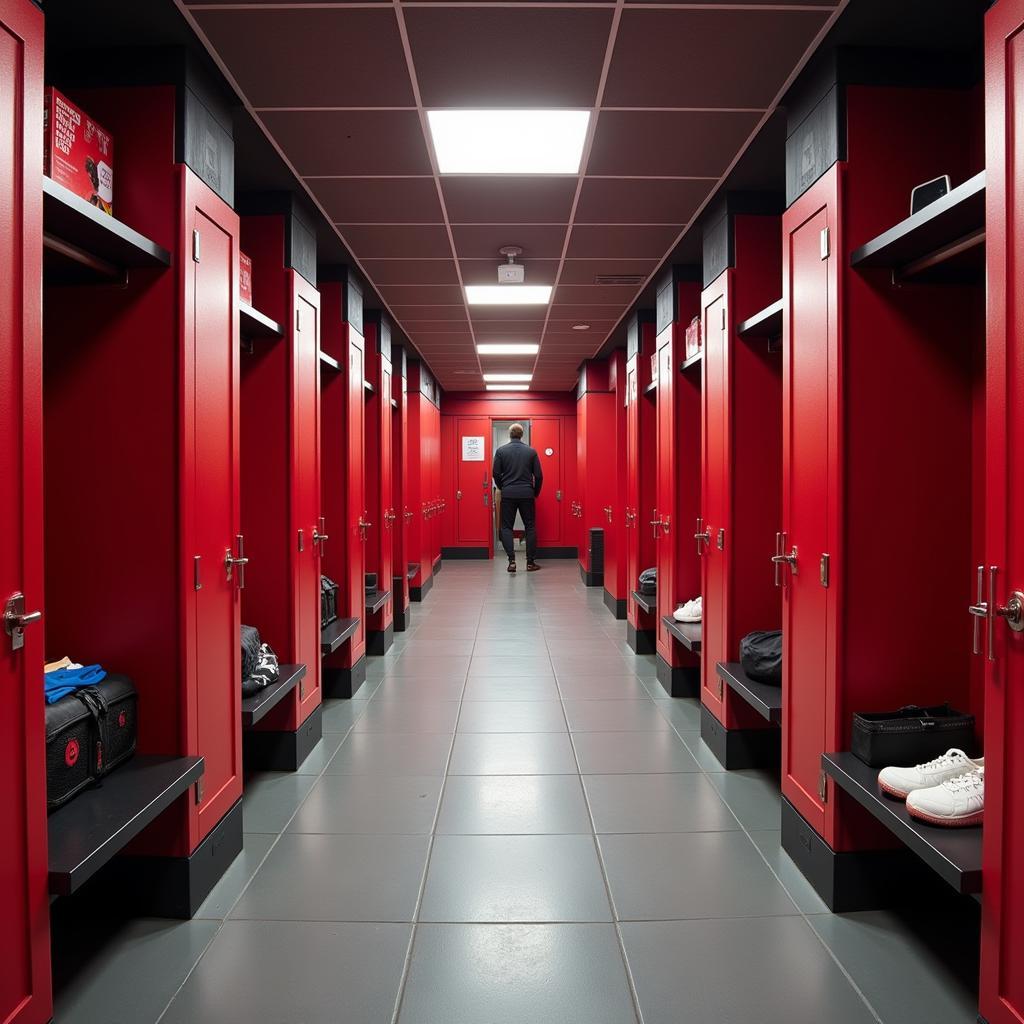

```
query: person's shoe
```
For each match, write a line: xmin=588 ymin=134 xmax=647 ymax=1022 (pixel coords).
xmin=878 ymin=748 xmax=983 ymax=800
xmin=526 ymin=562 xmax=541 ymax=572
xmin=906 ymin=766 xmax=984 ymax=827
xmin=507 ymin=560 xmax=517 ymax=573
xmin=673 ymin=597 xmax=702 ymax=622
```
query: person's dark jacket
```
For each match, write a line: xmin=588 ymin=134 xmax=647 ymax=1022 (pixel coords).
xmin=492 ymin=439 xmax=543 ymax=499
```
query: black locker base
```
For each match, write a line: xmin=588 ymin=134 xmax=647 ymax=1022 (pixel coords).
xmin=579 ymin=564 xmax=604 ymax=587
xmin=243 ymin=704 xmax=323 ymax=772
xmin=367 ymin=621 xmax=395 ymax=656
xmin=781 ymin=797 xmax=946 ymax=913
xmin=441 ymin=546 xmax=489 ymax=559
xmin=537 ymin=546 xmax=577 ymax=558
xmin=432 ymin=556 xmax=442 ymax=575
xmin=393 ymin=594 xmax=411 ymax=632
xmin=109 ymin=798 xmax=243 ymax=919
xmin=411 ymin=573 xmax=433 ymax=602
xmin=604 ymin=589 xmax=627 ymax=619
xmin=627 ymin=621 xmax=656 ymax=654
xmin=699 ymin=703 xmax=780 ymax=769
xmin=656 ymin=655 xmax=699 ymax=698
xmin=323 ymin=655 xmax=367 ymax=698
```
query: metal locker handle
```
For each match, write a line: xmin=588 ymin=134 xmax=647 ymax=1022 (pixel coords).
xmin=3 ymin=592 xmax=42 ymax=652
xmin=969 ymin=564 xmax=987 ymax=656
xmin=694 ymin=517 xmax=711 ymax=555
xmin=456 ymin=490 xmax=462 ymax=500
xmin=225 ymin=535 xmax=249 ymax=588
xmin=312 ymin=517 xmax=329 ymax=552
xmin=771 ymin=544 xmax=798 ymax=576
xmin=650 ymin=512 xmax=661 ymax=539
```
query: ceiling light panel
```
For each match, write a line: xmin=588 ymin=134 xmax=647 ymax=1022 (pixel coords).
xmin=477 ymin=343 xmax=540 ymax=355
xmin=486 ymin=384 xmax=531 ymax=391
xmin=427 ymin=110 xmax=590 ymax=175
xmin=483 ymin=373 xmax=533 ymax=382
xmin=465 ymin=285 xmax=552 ymax=305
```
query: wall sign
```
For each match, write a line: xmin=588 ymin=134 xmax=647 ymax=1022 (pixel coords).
xmin=461 ymin=435 xmax=485 ymax=461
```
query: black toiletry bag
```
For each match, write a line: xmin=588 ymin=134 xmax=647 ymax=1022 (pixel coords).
xmin=739 ymin=630 xmax=782 ymax=686
xmin=851 ymin=703 xmax=975 ymax=768
xmin=321 ymin=575 xmax=339 ymax=628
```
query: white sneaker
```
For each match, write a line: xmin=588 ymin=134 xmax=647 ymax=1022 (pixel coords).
xmin=673 ymin=596 xmax=702 ymax=622
xmin=906 ymin=766 xmax=984 ymax=827
xmin=877 ymin=748 xmax=983 ymax=800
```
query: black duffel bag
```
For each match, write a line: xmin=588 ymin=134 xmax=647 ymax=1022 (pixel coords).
xmin=739 ymin=630 xmax=782 ymax=686
xmin=46 ymin=675 xmax=138 ymax=811
xmin=241 ymin=624 xmax=262 ymax=679
xmin=321 ymin=575 xmax=339 ymax=628
xmin=639 ymin=567 xmax=657 ymax=596
xmin=851 ymin=704 xmax=976 ymax=768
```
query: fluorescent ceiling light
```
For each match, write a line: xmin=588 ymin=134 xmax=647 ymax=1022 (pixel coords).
xmin=465 ymin=285 xmax=552 ymax=305
xmin=477 ymin=343 xmax=539 ymax=355
xmin=486 ymin=384 xmax=530 ymax=391
xmin=483 ymin=373 xmax=533 ymax=382
xmin=428 ymin=110 xmax=590 ymax=175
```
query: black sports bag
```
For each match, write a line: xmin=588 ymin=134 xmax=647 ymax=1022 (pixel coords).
xmin=321 ymin=575 xmax=339 ymax=628
xmin=241 ymin=624 xmax=262 ymax=679
xmin=739 ymin=631 xmax=782 ymax=686
xmin=851 ymin=704 xmax=976 ymax=768
xmin=639 ymin=567 xmax=657 ymax=596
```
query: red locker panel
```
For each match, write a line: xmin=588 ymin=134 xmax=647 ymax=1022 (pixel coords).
xmin=605 ymin=351 xmax=629 ymax=611
xmin=391 ymin=355 xmax=410 ymax=620
xmin=982 ymin=5 xmax=1024 ymax=1020
xmin=365 ymin=316 xmax=394 ymax=635
xmin=0 ymin=2 xmax=50 ymax=1020
xmin=456 ymin=417 xmax=492 ymax=547
xmin=531 ymin=417 xmax=565 ymax=552
xmin=406 ymin=361 xmax=431 ymax=594
xmin=347 ymin=330 xmax=367 ymax=661
xmin=575 ymin=363 xmax=616 ymax=577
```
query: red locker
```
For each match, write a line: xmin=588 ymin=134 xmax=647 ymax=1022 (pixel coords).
xmin=575 ymin=361 xmax=616 ymax=586
xmin=455 ymin=417 xmax=492 ymax=551
xmin=625 ymin=314 xmax=658 ymax=653
xmin=391 ymin=347 xmax=412 ymax=631
xmin=697 ymin=215 xmax=782 ymax=763
xmin=238 ymin=212 xmax=323 ymax=765
xmin=603 ymin=350 xmax=629 ymax=618
xmin=654 ymin=276 xmax=701 ymax=697
xmin=0 ymin=2 xmax=50 ymax=1019
xmin=982 ymin=5 xmax=1024 ymax=1019
xmin=407 ymin=359 xmax=433 ymax=600
xmin=365 ymin=311 xmax=395 ymax=654
xmin=531 ymin=416 xmax=567 ymax=556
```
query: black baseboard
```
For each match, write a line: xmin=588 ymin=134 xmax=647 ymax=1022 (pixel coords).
xmin=367 ymin=621 xmax=395 ymax=656
xmin=243 ymin=704 xmax=323 ymax=772
xmin=323 ymin=655 xmax=367 ymax=698
xmin=441 ymin=546 xmax=489 ymax=559
xmin=699 ymin=703 xmax=780 ymax=769
xmin=656 ymin=654 xmax=700 ymax=698
xmin=603 ymin=589 xmax=627 ymax=619
xmin=627 ymin=620 xmax=656 ymax=655
xmin=579 ymin=563 xmax=605 ymax=587
xmin=781 ymin=797 xmax=947 ymax=913
xmin=111 ymin=798 xmax=243 ymax=919
xmin=538 ymin=546 xmax=577 ymax=558
xmin=432 ymin=556 xmax=442 ymax=574
xmin=410 ymin=573 xmax=433 ymax=602
xmin=394 ymin=601 xmax=411 ymax=632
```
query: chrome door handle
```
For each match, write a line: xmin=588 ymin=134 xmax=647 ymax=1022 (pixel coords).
xmin=4 ymin=592 xmax=42 ymax=652
xmin=313 ymin=516 xmax=329 ymax=550
xmin=225 ymin=535 xmax=249 ymax=588
xmin=694 ymin=517 xmax=711 ymax=555
xmin=969 ymin=564 xmax=988 ymax=656
xmin=604 ymin=506 xmax=613 ymax=523
xmin=650 ymin=513 xmax=662 ymax=539
xmin=977 ymin=565 xmax=1024 ymax=661
xmin=661 ymin=516 xmax=670 ymax=535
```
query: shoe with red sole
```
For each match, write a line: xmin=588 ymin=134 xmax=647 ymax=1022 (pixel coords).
xmin=877 ymin=748 xmax=982 ymax=800
xmin=905 ymin=767 xmax=984 ymax=827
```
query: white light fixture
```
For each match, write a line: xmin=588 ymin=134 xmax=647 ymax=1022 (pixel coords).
xmin=484 ymin=373 xmax=533 ymax=382
xmin=572 ymin=323 xmax=591 ymax=331
xmin=476 ymin=343 xmax=539 ymax=355
xmin=427 ymin=110 xmax=590 ymax=175
xmin=486 ymin=384 xmax=530 ymax=391
xmin=466 ymin=285 xmax=552 ymax=305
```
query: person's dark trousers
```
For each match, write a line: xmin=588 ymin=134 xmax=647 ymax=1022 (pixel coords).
xmin=500 ymin=497 xmax=537 ymax=563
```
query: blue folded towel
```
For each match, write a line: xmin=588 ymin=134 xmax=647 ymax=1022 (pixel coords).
xmin=44 ymin=664 xmax=107 ymax=704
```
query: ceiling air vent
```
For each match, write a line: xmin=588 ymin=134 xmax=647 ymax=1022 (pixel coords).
xmin=594 ymin=274 xmax=645 ymax=286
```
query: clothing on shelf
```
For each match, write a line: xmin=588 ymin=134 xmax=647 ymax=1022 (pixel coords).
xmin=43 ymin=664 xmax=107 ymax=704
xmin=44 ymin=655 xmax=83 ymax=673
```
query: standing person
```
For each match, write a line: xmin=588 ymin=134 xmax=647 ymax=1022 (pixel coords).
xmin=492 ymin=423 xmax=543 ymax=573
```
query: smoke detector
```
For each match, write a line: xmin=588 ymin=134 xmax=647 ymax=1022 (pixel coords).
xmin=497 ymin=246 xmax=525 ymax=285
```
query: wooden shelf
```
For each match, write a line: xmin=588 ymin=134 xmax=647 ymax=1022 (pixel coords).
xmin=822 ymin=752 xmax=982 ymax=895
xmin=240 ymin=303 xmax=283 ymax=341
xmin=48 ymin=755 xmax=204 ymax=897
xmin=365 ymin=588 xmax=391 ymax=614
xmin=242 ymin=663 xmax=307 ymax=727
xmin=320 ymin=352 xmax=342 ymax=373
xmin=850 ymin=171 xmax=985 ymax=282
xmin=680 ymin=350 xmax=703 ymax=372
xmin=737 ymin=299 xmax=783 ymax=339
xmin=632 ymin=589 xmax=656 ymax=615
xmin=43 ymin=176 xmax=171 ymax=284
xmin=321 ymin=617 xmax=359 ymax=655
xmin=662 ymin=615 xmax=702 ymax=653
xmin=716 ymin=661 xmax=780 ymax=723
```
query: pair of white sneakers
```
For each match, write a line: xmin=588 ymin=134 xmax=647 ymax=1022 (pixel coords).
xmin=673 ymin=596 xmax=702 ymax=622
xmin=878 ymin=748 xmax=984 ymax=827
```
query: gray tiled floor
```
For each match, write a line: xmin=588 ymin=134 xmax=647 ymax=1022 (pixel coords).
xmin=51 ymin=560 xmax=977 ymax=1024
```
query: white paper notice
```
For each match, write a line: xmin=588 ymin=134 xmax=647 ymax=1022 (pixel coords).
xmin=462 ymin=436 xmax=485 ymax=461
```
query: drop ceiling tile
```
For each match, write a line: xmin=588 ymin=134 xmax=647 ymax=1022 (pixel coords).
xmin=567 ymin=224 xmax=681 ymax=259
xmin=404 ymin=7 xmax=613 ymax=107
xmin=544 ymin=321 xmax=618 ymax=333
xmin=472 ymin=323 xmax=544 ymax=339
xmin=390 ymin=306 xmax=469 ymax=322
xmin=558 ymin=260 xmax=657 ymax=286
xmin=575 ymin=178 xmax=710 ymax=226
xmin=192 ymin=9 xmax=412 ymax=107
xmin=309 ymin=179 xmax=442 ymax=225
xmin=624 ymin=0 xmax=835 ymax=4
xmin=470 ymin=306 xmax=551 ymax=322
xmin=587 ymin=110 xmax=761 ymax=178
xmin=360 ymin=260 xmax=459 ymax=286
xmin=553 ymin=284 xmax=643 ymax=305
xmin=459 ymin=259 xmax=560 ymax=286
xmin=378 ymin=285 xmax=465 ymax=305
xmin=442 ymin=177 xmax=577 ymax=224
xmin=337 ymin=225 xmax=452 ymax=259
xmin=604 ymin=9 xmax=830 ymax=109
xmin=550 ymin=304 xmax=629 ymax=321
xmin=451 ymin=225 xmax=566 ymax=260
xmin=259 ymin=111 xmax=431 ymax=177
xmin=402 ymin=321 xmax=472 ymax=333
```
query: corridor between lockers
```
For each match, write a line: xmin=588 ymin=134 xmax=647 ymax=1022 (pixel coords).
xmin=51 ymin=559 xmax=978 ymax=1024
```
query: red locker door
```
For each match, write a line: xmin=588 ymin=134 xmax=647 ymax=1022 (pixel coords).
xmin=982 ymin=6 xmax=1024 ymax=1020
xmin=532 ymin=418 xmax=563 ymax=549
xmin=780 ymin=173 xmax=837 ymax=838
xmin=655 ymin=339 xmax=675 ymax=662
xmin=347 ymin=336 xmax=366 ymax=663
xmin=457 ymin=416 xmax=491 ymax=546
xmin=379 ymin=365 xmax=394 ymax=600
xmin=701 ymin=285 xmax=729 ymax=720
xmin=294 ymin=286 xmax=321 ymax=721
xmin=625 ymin=365 xmax=640 ymax=625
xmin=187 ymin=178 xmax=242 ymax=843
xmin=0 ymin=3 xmax=50 ymax=1021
